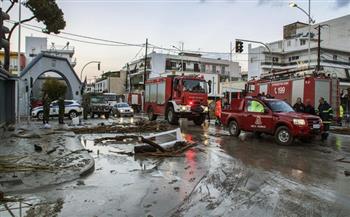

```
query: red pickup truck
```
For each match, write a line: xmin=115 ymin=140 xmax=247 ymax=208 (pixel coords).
xmin=221 ymin=97 xmax=323 ymax=145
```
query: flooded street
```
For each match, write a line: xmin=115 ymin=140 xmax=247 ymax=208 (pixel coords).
xmin=5 ymin=117 xmax=350 ymax=217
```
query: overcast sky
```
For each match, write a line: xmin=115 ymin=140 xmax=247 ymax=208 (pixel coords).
xmin=4 ymin=0 xmax=350 ymax=81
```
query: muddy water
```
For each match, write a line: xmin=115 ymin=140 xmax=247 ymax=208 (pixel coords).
xmin=6 ymin=118 xmax=350 ymax=217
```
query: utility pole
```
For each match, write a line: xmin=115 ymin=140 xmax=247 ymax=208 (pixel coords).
xmin=316 ymin=25 xmax=321 ymax=72
xmin=229 ymin=41 xmax=233 ymax=62
xmin=315 ymin=24 xmax=329 ymax=72
xmin=143 ymin=38 xmax=148 ymax=89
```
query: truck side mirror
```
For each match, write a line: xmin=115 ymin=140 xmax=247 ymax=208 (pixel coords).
xmin=264 ymin=107 xmax=269 ymax=114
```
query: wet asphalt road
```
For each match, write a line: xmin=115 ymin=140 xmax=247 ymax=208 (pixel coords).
xmin=7 ymin=117 xmax=350 ymax=217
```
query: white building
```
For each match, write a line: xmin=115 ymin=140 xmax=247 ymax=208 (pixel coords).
xmin=94 ymin=71 xmax=127 ymax=94
xmin=25 ymin=36 xmax=76 ymax=67
xmin=123 ymin=52 xmax=242 ymax=96
xmin=248 ymin=15 xmax=350 ymax=80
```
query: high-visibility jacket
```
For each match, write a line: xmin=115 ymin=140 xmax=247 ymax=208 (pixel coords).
xmin=251 ymin=100 xmax=264 ymax=113
xmin=340 ymin=105 xmax=344 ymax=118
xmin=215 ymin=100 xmax=222 ymax=118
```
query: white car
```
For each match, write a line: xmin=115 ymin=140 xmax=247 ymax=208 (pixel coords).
xmin=32 ymin=100 xmax=82 ymax=120
xmin=112 ymin=103 xmax=134 ymax=117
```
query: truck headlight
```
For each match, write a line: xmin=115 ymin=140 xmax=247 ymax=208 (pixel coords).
xmin=293 ymin=119 xmax=306 ymax=126
xmin=180 ymin=105 xmax=187 ymax=111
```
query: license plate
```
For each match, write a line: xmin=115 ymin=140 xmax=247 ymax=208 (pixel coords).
xmin=313 ymin=124 xmax=320 ymax=129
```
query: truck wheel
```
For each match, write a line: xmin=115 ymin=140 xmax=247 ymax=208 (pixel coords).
xmin=166 ymin=106 xmax=179 ymax=125
xmin=193 ymin=115 xmax=205 ymax=126
xmin=69 ymin=110 xmax=77 ymax=120
xmin=37 ymin=111 xmax=44 ymax=121
xmin=148 ymin=107 xmax=157 ymax=121
xmin=275 ymin=126 xmax=294 ymax=146
xmin=228 ymin=120 xmax=240 ymax=137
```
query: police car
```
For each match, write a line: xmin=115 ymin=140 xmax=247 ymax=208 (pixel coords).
xmin=32 ymin=100 xmax=82 ymax=120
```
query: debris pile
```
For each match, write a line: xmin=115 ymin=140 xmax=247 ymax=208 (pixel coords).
xmin=94 ymin=134 xmax=196 ymax=157
xmin=71 ymin=120 xmax=174 ymax=134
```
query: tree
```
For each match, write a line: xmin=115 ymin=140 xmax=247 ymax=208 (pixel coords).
xmin=42 ymin=77 xmax=67 ymax=101
xmin=4 ymin=0 xmax=66 ymax=71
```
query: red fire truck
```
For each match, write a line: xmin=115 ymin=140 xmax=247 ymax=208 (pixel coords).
xmin=245 ymin=76 xmax=340 ymax=117
xmin=144 ymin=75 xmax=209 ymax=125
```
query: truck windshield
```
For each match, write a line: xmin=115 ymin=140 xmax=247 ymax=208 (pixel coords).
xmin=266 ymin=100 xmax=294 ymax=113
xmin=183 ymin=80 xmax=207 ymax=93
xmin=91 ymin=96 xmax=105 ymax=104
xmin=117 ymin=103 xmax=129 ymax=108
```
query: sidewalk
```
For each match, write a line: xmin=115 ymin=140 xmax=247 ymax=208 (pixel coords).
xmin=0 ymin=121 xmax=95 ymax=193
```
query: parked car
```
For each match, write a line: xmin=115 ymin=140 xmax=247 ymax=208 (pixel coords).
xmin=112 ymin=103 xmax=134 ymax=117
xmin=32 ymin=100 xmax=82 ymax=120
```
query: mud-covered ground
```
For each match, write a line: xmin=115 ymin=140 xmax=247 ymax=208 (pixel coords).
xmin=2 ymin=116 xmax=350 ymax=217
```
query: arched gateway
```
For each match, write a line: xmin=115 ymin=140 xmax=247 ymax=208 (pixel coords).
xmin=19 ymin=53 xmax=82 ymax=116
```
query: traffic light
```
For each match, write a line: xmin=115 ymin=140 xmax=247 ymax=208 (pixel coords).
xmin=235 ymin=40 xmax=243 ymax=53
xmin=0 ymin=10 xmax=10 ymax=50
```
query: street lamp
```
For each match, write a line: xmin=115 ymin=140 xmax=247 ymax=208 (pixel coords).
xmin=172 ymin=42 xmax=184 ymax=72
xmin=289 ymin=0 xmax=315 ymax=69
xmin=80 ymin=61 xmax=101 ymax=81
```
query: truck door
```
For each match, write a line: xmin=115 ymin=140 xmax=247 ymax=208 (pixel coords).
xmin=243 ymin=99 xmax=273 ymax=133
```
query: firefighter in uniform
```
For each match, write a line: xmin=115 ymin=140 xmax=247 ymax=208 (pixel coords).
xmin=82 ymin=96 xmax=89 ymax=120
xmin=338 ymin=104 xmax=344 ymax=126
xmin=42 ymin=93 xmax=50 ymax=124
xmin=215 ymin=98 xmax=222 ymax=126
xmin=58 ymin=96 xmax=65 ymax=124
xmin=317 ymin=97 xmax=333 ymax=140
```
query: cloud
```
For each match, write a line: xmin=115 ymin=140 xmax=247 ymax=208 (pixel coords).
xmin=336 ymin=0 xmax=350 ymax=7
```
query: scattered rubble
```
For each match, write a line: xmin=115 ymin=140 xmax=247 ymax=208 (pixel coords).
xmin=70 ymin=120 xmax=174 ymax=134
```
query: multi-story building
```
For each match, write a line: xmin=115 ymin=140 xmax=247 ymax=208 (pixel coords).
xmin=248 ymin=15 xmax=350 ymax=81
xmin=25 ymin=36 xmax=76 ymax=67
xmin=94 ymin=71 xmax=127 ymax=94
xmin=123 ymin=52 xmax=242 ymax=93
xmin=0 ymin=51 xmax=26 ymax=75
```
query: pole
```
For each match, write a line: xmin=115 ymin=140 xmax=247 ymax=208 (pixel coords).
xmin=181 ymin=42 xmax=184 ymax=72
xmin=316 ymin=25 xmax=321 ymax=71
xmin=236 ymin=38 xmax=273 ymax=74
xmin=230 ymin=41 xmax=232 ymax=62
xmin=80 ymin=61 xmax=100 ymax=80
xmin=143 ymin=38 xmax=148 ymax=88
xmin=18 ymin=0 xmax=22 ymax=123
xmin=307 ymin=0 xmax=311 ymax=69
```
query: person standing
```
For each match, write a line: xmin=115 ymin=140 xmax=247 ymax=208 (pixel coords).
xmin=293 ymin=97 xmax=305 ymax=113
xmin=58 ymin=96 xmax=65 ymax=124
xmin=304 ymin=99 xmax=316 ymax=115
xmin=215 ymin=98 xmax=222 ymax=126
xmin=82 ymin=96 xmax=89 ymax=120
xmin=317 ymin=97 xmax=333 ymax=141
xmin=42 ymin=93 xmax=50 ymax=124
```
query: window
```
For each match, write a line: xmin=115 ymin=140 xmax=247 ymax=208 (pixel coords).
xmin=289 ymin=56 xmax=299 ymax=62
xmin=300 ymin=39 xmax=306 ymax=46
xmin=221 ymin=66 xmax=225 ymax=74
xmin=212 ymin=65 xmax=216 ymax=73
xmin=287 ymin=40 xmax=291 ymax=47
xmin=333 ymin=55 xmax=337 ymax=61
xmin=200 ymin=64 xmax=205 ymax=72
xmin=348 ymin=57 xmax=350 ymax=63
xmin=272 ymin=57 xmax=279 ymax=63
xmin=194 ymin=63 xmax=200 ymax=72
xmin=247 ymin=100 xmax=264 ymax=113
